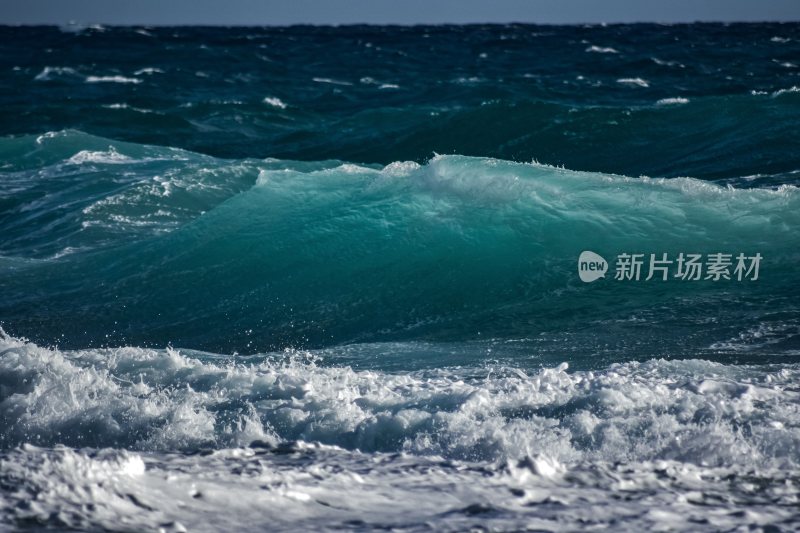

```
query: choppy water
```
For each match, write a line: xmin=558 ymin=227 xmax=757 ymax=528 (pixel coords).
xmin=1 ymin=23 xmax=800 ymax=531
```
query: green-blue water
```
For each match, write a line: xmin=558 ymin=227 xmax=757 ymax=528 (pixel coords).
xmin=1 ymin=23 xmax=799 ymax=532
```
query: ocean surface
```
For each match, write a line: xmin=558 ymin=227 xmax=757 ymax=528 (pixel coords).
xmin=1 ymin=23 xmax=799 ymax=531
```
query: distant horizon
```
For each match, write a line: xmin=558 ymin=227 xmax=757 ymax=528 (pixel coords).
xmin=2 ymin=0 xmax=799 ymax=26
xmin=2 ymin=20 xmax=799 ymax=28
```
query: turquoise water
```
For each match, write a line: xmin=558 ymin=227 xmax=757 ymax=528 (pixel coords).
xmin=1 ymin=23 xmax=800 ymax=532
xmin=2 ymin=130 xmax=799 ymax=368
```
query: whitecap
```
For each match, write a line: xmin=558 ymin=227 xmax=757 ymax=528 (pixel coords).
xmin=656 ymin=97 xmax=689 ymax=105
xmin=382 ymin=161 xmax=421 ymax=176
xmin=34 ymin=66 xmax=78 ymax=81
xmin=85 ymin=75 xmax=142 ymax=84
xmin=617 ymin=77 xmax=650 ymax=88
xmin=263 ymin=96 xmax=288 ymax=109
xmin=35 ymin=131 xmax=66 ymax=144
xmin=585 ymin=45 xmax=619 ymax=54
xmin=360 ymin=77 xmax=399 ymax=90
xmin=773 ymin=86 xmax=800 ymax=96
xmin=651 ymin=57 xmax=684 ymax=68
xmin=102 ymin=103 xmax=154 ymax=113
xmin=133 ymin=67 xmax=163 ymax=75
xmin=66 ymin=146 xmax=132 ymax=165
xmin=312 ymin=77 xmax=352 ymax=86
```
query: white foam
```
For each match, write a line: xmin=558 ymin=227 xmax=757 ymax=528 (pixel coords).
xmin=1 ymin=443 xmax=798 ymax=531
xmin=70 ymin=157 xmax=259 ymax=243
xmin=312 ymin=77 xmax=352 ymax=86
xmin=382 ymin=161 xmax=421 ymax=176
xmin=651 ymin=57 xmax=684 ymax=68
xmin=263 ymin=96 xmax=287 ymax=109
xmin=710 ymin=320 xmax=800 ymax=352
xmin=359 ymin=77 xmax=400 ymax=90
xmin=774 ymin=86 xmax=800 ymax=96
xmin=617 ymin=77 xmax=649 ymax=88
xmin=85 ymin=75 xmax=143 ymax=84
xmin=102 ymin=103 xmax=155 ymax=113
xmin=133 ymin=67 xmax=163 ymax=75
xmin=66 ymin=146 xmax=132 ymax=165
xmin=585 ymin=45 xmax=619 ymax=54
xmin=1 ymin=331 xmax=799 ymax=531
xmin=656 ymin=97 xmax=690 ymax=105
xmin=1 ymin=331 xmax=798 ymax=470
xmin=34 ymin=66 xmax=78 ymax=81
xmin=49 ymin=246 xmax=87 ymax=260
xmin=35 ymin=131 xmax=65 ymax=144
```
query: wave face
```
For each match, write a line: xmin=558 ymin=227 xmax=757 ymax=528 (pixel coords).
xmin=1 ymin=131 xmax=799 ymax=359
xmin=2 ymin=23 xmax=800 ymax=532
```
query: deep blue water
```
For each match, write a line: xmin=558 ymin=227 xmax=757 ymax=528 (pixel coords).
xmin=1 ymin=23 xmax=800 ymax=532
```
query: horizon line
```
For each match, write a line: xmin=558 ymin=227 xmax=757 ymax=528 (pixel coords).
xmin=2 ymin=20 xmax=799 ymax=28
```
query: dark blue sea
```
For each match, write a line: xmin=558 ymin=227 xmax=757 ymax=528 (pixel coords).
xmin=1 ymin=23 xmax=799 ymax=531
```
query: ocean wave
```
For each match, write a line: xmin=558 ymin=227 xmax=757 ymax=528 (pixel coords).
xmin=1 ymin=331 xmax=798 ymax=469
xmin=1 ymin=132 xmax=799 ymax=351
xmin=0 ymin=131 xmax=260 ymax=257
xmin=7 ymin=24 xmax=800 ymax=182
xmin=2 ymin=24 xmax=800 ymax=529
xmin=8 ymin=129 xmax=797 ymax=259
xmin=7 ymin=81 xmax=799 ymax=184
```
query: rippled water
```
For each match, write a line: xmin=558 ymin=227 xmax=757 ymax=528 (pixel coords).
xmin=1 ymin=23 xmax=799 ymax=531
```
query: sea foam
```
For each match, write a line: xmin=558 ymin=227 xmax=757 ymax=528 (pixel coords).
xmin=1 ymin=331 xmax=798 ymax=469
